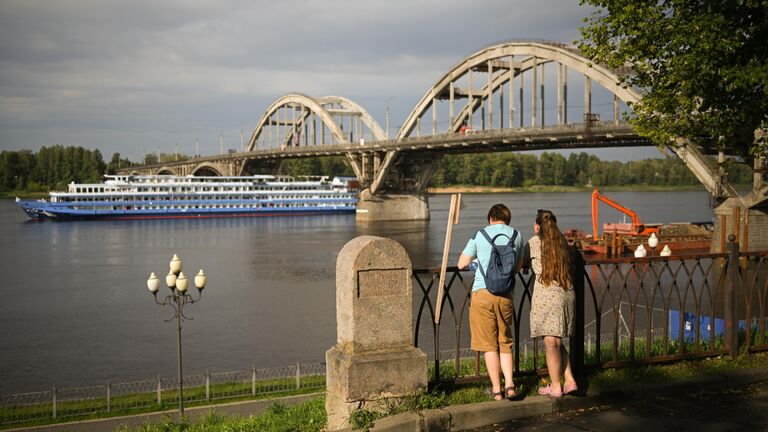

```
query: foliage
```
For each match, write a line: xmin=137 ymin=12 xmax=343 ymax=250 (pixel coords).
xmin=279 ymin=156 xmax=354 ymax=177
xmin=578 ymin=0 xmax=768 ymax=158
xmin=0 ymin=145 xmax=105 ymax=192
xmin=430 ymin=151 xmax=752 ymax=188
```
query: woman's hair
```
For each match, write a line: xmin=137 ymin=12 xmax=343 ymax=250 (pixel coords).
xmin=487 ymin=204 xmax=511 ymax=224
xmin=536 ymin=209 xmax=572 ymax=289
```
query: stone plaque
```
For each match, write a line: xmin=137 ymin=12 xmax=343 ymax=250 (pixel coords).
xmin=357 ymin=268 xmax=407 ymax=298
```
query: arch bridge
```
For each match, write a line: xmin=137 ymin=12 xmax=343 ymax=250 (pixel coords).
xmin=121 ymin=41 xmax=766 ymax=237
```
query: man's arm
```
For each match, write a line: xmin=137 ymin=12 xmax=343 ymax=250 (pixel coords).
xmin=457 ymin=253 xmax=474 ymax=270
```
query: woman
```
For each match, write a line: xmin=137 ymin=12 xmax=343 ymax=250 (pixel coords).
xmin=528 ymin=209 xmax=577 ymax=397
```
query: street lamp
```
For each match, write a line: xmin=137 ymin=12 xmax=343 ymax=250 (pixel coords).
xmin=146 ymin=254 xmax=207 ymax=418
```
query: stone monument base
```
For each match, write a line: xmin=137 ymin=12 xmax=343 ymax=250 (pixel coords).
xmin=325 ymin=346 xmax=427 ymax=431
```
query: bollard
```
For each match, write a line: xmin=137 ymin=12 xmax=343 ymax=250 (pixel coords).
xmin=251 ymin=366 xmax=256 ymax=396
xmin=156 ymin=374 xmax=162 ymax=405
xmin=295 ymin=362 xmax=301 ymax=390
xmin=52 ymin=385 xmax=57 ymax=419
xmin=205 ymin=371 xmax=210 ymax=402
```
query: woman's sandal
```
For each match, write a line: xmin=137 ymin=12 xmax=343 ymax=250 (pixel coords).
xmin=537 ymin=384 xmax=564 ymax=398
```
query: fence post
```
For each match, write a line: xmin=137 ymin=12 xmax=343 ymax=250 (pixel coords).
xmin=251 ymin=366 xmax=256 ymax=396
xmin=156 ymin=374 xmax=162 ymax=405
xmin=205 ymin=370 xmax=210 ymax=402
xmin=725 ymin=235 xmax=740 ymax=358
xmin=295 ymin=362 xmax=301 ymax=390
xmin=52 ymin=385 xmax=57 ymax=419
xmin=569 ymin=246 xmax=585 ymax=382
xmin=106 ymin=381 xmax=111 ymax=413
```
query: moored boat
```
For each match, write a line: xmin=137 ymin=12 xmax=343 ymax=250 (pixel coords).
xmin=566 ymin=188 xmax=712 ymax=257
xmin=15 ymin=174 xmax=359 ymax=221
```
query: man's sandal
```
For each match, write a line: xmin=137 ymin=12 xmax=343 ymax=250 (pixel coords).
xmin=537 ymin=384 xmax=564 ymax=398
xmin=485 ymin=388 xmax=505 ymax=401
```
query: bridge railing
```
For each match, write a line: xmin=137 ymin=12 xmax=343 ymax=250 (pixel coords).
xmin=413 ymin=238 xmax=768 ymax=384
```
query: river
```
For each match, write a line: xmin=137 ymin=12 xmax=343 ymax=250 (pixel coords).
xmin=0 ymin=190 xmax=711 ymax=394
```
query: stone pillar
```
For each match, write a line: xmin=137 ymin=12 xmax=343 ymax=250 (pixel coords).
xmin=326 ymin=236 xmax=427 ymax=431
xmin=355 ymin=189 xmax=430 ymax=221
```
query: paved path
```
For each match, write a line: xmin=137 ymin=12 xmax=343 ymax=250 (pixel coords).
xmin=470 ymin=381 xmax=768 ymax=432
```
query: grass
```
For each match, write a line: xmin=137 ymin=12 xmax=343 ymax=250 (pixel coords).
xmin=0 ymin=375 xmax=325 ymax=430
xmin=102 ymin=349 xmax=768 ymax=432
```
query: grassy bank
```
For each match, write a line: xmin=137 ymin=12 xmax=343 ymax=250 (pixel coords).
xmin=110 ymin=351 xmax=768 ymax=432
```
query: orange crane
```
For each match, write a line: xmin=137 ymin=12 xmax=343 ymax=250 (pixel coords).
xmin=591 ymin=188 xmax=660 ymax=238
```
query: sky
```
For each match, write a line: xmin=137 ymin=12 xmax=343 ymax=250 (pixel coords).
xmin=0 ymin=0 xmax=661 ymax=162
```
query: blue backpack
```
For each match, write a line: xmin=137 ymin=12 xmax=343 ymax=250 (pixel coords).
xmin=476 ymin=228 xmax=519 ymax=295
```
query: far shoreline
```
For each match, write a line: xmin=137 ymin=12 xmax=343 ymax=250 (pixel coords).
xmin=428 ymin=184 xmax=709 ymax=194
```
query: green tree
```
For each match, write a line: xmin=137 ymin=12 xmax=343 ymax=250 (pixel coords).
xmin=578 ymin=0 xmax=768 ymax=157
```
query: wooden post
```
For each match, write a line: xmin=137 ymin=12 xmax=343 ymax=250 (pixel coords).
xmin=435 ymin=194 xmax=461 ymax=324
xmin=733 ymin=207 xmax=741 ymax=244
xmin=720 ymin=214 xmax=727 ymax=253
xmin=106 ymin=382 xmax=111 ymax=413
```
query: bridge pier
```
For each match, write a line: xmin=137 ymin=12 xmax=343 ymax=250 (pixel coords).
xmin=355 ymin=189 xmax=430 ymax=222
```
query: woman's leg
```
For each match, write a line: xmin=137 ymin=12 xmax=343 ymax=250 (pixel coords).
xmin=561 ymin=345 xmax=576 ymax=388
xmin=543 ymin=336 xmax=563 ymax=393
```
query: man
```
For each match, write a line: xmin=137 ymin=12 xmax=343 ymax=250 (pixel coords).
xmin=457 ymin=203 xmax=523 ymax=400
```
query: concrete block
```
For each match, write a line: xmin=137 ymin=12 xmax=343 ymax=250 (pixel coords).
xmin=445 ymin=398 xmax=553 ymax=430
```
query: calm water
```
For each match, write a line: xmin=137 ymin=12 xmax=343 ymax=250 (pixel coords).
xmin=0 ymin=191 xmax=711 ymax=394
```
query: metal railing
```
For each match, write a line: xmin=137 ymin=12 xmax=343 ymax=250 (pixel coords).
xmin=0 ymin=362 xmax=324 ymax=427
xmin=414 ymin=238 xmax=768 ymax=384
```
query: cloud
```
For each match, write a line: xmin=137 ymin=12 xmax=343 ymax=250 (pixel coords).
xmin=0 ymin=0 xmax=598 ymax=157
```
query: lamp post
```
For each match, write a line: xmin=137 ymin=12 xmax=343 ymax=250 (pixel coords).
xmin=146 ymin=254 xmax=207 ymax=418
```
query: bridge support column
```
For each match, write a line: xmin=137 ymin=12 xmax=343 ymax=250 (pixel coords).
xmin=355 ymin=189 xmax=430 ymax=222
xmin=712 ymin=199 xmax=768 ymax=252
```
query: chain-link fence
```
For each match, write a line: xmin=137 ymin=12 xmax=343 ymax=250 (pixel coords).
xmin=0 ymin=361 xmax=325 ymax=427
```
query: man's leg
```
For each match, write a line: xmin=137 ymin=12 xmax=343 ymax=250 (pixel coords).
xmin=484 ymin=351 xmax=503 ymax=399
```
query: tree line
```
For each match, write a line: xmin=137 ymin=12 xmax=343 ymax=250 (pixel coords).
xmin=431 ymin=152 xmax=753 ymax=188
xmin=0 ymin=146 xmax=754 ymax=194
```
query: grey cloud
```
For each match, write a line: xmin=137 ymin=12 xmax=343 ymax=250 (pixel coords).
xmin=1 ymin=0 xmax=601 ymax=158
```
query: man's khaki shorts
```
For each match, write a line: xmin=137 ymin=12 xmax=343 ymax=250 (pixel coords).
xmin=469 ymin=288 xmax=514 ymax=353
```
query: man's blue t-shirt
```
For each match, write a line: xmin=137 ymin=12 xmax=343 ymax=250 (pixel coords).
xmin=462 ymin=224 xmax=523 ymax=292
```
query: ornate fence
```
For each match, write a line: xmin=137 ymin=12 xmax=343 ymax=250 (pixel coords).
xmin=414 ymin=237 xmax=768 ymax=384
